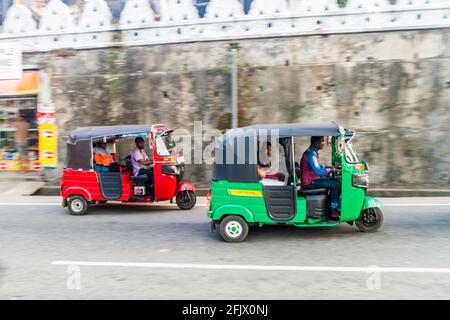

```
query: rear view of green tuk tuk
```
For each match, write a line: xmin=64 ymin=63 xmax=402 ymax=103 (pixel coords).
xmin=207 ymin=123 xmax=383 ymax=242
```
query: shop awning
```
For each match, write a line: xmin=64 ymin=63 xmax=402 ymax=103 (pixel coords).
xmin=0 ymin=71 xmax=39 ymax=97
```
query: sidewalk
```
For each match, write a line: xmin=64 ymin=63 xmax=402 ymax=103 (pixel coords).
xmin=0 ymin=172 xmax=46 ymax=196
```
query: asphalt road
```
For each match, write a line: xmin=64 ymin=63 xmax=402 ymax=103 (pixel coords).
xmin=1 ymin=196 xmax=450 ymax=300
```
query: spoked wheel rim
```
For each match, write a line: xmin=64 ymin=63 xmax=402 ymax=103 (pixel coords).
xmin=225 ymin=220 xmax=243 ymax=238
xmin=179 ymin=191 xmax=191 ymax=206
xmin=356 ymin=207 xmax=383 ymax=232
xmin=176 ymin=190 xmax=196 ymax=209
xmin=71 ymin=199 xmax=85 ymax=213
xmin=361 ymin=208 xmax=379 ymax=227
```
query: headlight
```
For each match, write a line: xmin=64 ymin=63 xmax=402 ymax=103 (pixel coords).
xmin=352 ymin=173 xmax=369 ymax=189
xmin=176 ymin=156 xmax=185 ymax=164
xmin=162 ymin=165 xmax=180 ymax=175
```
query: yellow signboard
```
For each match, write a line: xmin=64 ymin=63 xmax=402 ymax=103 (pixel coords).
xmin=38 ymin=122 xmax=57 ymax=167
xmin=227 ymin=189 xmax=263 ymax=197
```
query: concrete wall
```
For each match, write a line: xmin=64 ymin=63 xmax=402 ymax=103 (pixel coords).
xmin=24 ymin=28 xmax=450 ymax=189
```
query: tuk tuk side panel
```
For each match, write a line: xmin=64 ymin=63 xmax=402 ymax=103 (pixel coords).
xmin=340 ymin=169 xmax=366 ymax=222
xmin=62 ymin=169 xmax=132 ymax=202
xmin=61 ymin=170 xmax=103 ymax=200
xmin=294 ymin=196 xmax=307 ymax=223
xmin=153 ymin=163 xmax=178 ymax=201
xmin=210 ymin=181 xmax=269 ymax=223
xmin=119 ymin=172 xmax=133 ymax=201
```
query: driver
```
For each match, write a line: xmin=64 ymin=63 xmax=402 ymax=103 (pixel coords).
xmin=301 ymin=136 xmax=340 ymax=219
xmin=131 ymin=136 xmax=154 ymax=186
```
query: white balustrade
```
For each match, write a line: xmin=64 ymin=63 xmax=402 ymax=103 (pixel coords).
xmin=77 ymin=0 xmax=113 ymax=45
xmin=162 ymin=0 xmax=199 ymax=22
xmin=248 ymin=0 xmax=290 ymax=17
xmin=79 ymin=0 xmax=112 ymax=29
xmin=119 ymin=0 xmax=155 ymax=27
xmin=204 ymin=0 xmax=245 ymax=19
xmin=0 ymin=0 xmax=448 ymax=52
xmin=39 ymin=0 xmax=76 ymax=32
xmin=294 ymin=0 xmax=341 ymax=13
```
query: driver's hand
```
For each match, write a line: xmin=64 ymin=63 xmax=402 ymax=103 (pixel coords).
xmin=330 ymin=167 xmax=337 ymax=173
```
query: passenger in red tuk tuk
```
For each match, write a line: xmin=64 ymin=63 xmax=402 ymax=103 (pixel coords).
xmin=93 ymin=141 xmax=115 ymax=172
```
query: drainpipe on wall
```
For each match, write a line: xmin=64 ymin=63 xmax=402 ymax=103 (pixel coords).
xmin=230 ymin=43 xmax=240 ymax=129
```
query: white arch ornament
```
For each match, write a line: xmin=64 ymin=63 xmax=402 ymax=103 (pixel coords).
xmin=3 ymin=4 xmax=37 ymax=34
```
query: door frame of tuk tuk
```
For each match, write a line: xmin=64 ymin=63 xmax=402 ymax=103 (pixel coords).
xmin=207 ymin=123 xmax=383 ymax=240
xmin=61 ymin=124 xmax=196 ymax=214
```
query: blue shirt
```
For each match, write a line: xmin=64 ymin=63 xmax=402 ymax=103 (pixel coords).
xmin=305 ymin=146 xmax=330 ymax=177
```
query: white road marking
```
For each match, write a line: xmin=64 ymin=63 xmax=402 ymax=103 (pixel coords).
xmin=52 ymin=261 xmax=450 ymax=274
xmin=0 ymin=203 xmax=207 ymax=207
xmin=0 ymin=203 xmax=60 ymax=206
xmin=383 ymin=204 xmax=450 ymax=206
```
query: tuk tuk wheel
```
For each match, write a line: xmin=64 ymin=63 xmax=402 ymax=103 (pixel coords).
xmin=176 ymin=190 xmax=196 ymax=210
xmin=220 ymin=215 xmax=249 ymax=243
xmin=67 ymin=195 xmax=89 ymax=215
xmin=355 ymin=208 xmax=383 ymax=232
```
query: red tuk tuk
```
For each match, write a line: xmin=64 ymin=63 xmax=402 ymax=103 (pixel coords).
xmin=61 ymin=124 xmax=196 ymax=215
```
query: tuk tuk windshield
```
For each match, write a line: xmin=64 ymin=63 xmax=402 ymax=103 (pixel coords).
xmin=156 ymin=132 xmax=176 ymax=156
xmin=345 ymin=141 xmax=359 ymax=163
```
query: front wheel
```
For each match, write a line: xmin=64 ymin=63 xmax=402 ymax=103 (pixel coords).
xmin=67 ymin=195 xmax=89 ymax=215
xmin=355 ymin=207 xmax=383 ymax=232
xmin=176 ymin=190 xmax=196 ymax=210
xmin=219 ymin=215 xmax=249 ymax=243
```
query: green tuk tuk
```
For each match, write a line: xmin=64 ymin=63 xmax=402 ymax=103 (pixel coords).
xmin=207 ymin=123 xmax=383 ymax=242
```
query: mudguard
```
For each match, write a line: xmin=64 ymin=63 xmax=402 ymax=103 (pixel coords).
xmin=212 ymin=204 xmax=255 ymax=223
xmin=62 ymin=187 xmax=92 ymax=201
xmin=176 ymin=181 xmax=196 ymax=194
xmin=362 ymin=197 xmax=382 ymax=211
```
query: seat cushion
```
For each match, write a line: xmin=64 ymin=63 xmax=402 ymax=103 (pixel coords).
xmin=297 ymin=187 xmax=328 ymax=196
xmin=130 ymin=175 xmax=149 ymax=183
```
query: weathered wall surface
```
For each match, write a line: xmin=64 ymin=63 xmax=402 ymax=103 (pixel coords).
xmin=24 ymin=28 xmax=450 ymax=189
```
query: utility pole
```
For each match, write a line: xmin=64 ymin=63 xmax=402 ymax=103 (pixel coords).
xmin=229 ymin=43 xmax=240 ymax=129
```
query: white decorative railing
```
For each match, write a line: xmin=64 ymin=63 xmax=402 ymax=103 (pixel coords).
xmin=1 ymin=0 xmax=449 ymax=52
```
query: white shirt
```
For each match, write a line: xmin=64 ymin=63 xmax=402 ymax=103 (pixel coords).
xmin=260 ymin=178 xmax=284 ymax=186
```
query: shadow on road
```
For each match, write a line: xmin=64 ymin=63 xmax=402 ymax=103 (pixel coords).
xmin=66 ymin=203 xmax=184 ymax=215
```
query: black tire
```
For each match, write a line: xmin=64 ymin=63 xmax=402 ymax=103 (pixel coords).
xmin=67 ymin=195 xmax=89 ymax=215
xmin=176 ymin=190 xmax=196 ymax=210
xmin=356 ymin=207 xmax=383 ymax=232
xmin=219 ymin=215 xmax=249 ymax=243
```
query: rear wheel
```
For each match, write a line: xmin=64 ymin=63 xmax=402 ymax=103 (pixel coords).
xmin=219 ymin=215 xmax=249 ymax=243
xmin=176 ymin=190 xmax=196 ymax=210
xmin=67 ymin=195 xmax=89 ymax=215
xmin=356 ymin=207 xmax=383 ymax=232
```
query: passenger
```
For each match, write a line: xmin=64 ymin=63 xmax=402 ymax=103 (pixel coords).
xmin=93 ymin=141 xmax=113 ymax=172
xmin=259 ymin=141 xmax=285 ymax=182
xmin=258 ymin=165 xmax=284 ymax=186
xmin=131 ymin=136 xmax=154 ymax=187
xmin=301 ymin=136 xmax=341 ymax=219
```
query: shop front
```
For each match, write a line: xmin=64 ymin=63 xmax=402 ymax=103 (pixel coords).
xmin=0 ymin=67 xmax=57 ymax=172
